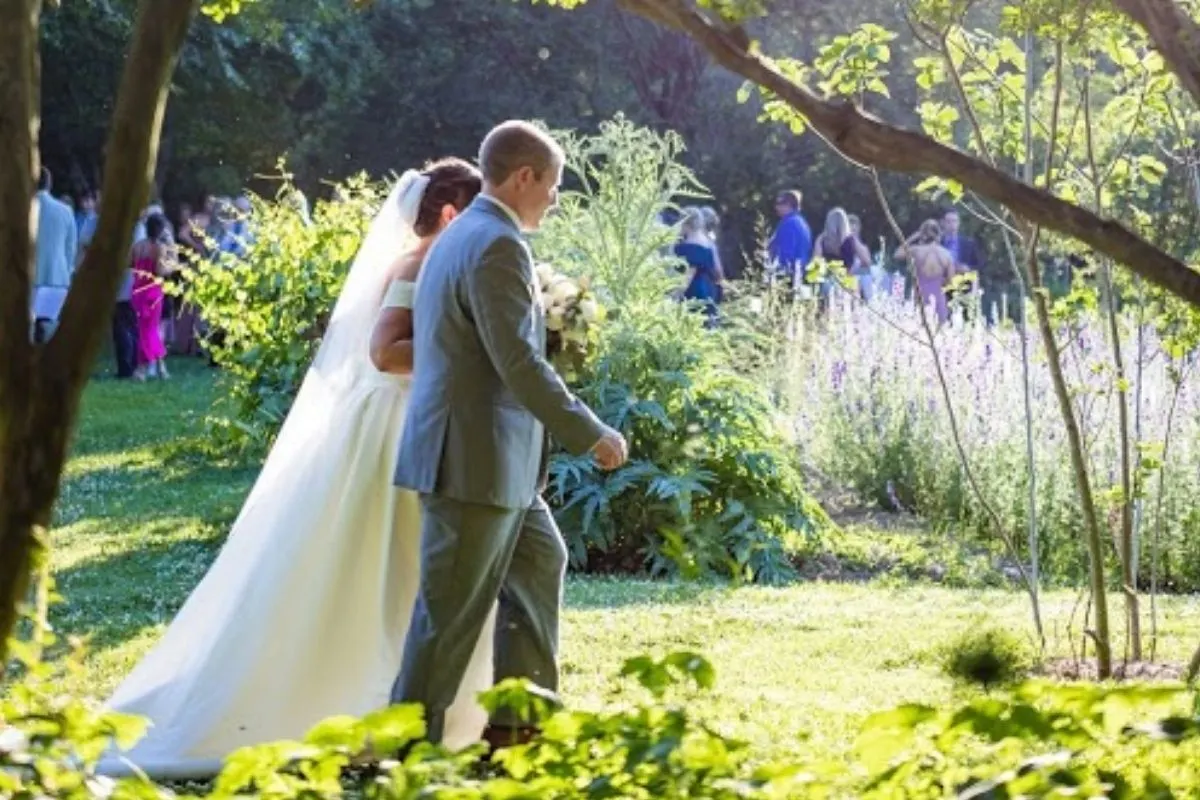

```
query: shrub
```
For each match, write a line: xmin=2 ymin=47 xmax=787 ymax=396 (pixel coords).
xmin=852 ymin=681 xmax=1200 ymax=798
xmin=185 ymin=176 xmax=381 ymax=457
xmin=940 ymin=624 xmax=1034 ymax=688
xmin=539 ymin=117 xmax=828 ymax=582
xmin=551 ymin=305 xmax=825 ymax=583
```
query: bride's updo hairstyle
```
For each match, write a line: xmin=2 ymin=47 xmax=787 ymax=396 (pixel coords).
xmin=412 ymin=157 xmax=482 ymax=237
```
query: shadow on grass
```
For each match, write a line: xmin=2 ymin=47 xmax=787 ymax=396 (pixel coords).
xmin=565 ymin=577 xmax=734 ymax=610
xmin=56 ymin=448 xmax=259 ymax=531
xmin=52 ymin=523 xmax=225 ymax=650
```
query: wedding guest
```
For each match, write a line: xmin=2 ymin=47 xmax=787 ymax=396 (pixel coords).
xmin=813 ymin=208 xmax=871 ymax=307
xmin=674 ymin=207 xmax=722 ymax=325
xmin=112 ymin=256 xmax=139 ymax=379
xmin=847 ymin=214 xmax=875 ymax=300
xmin=767 ymin=190 xmax=813 ymax=293
xmin=939 ymin=208 xmax=984 ymax=321
xmin=699 ymin=205 xmax=725 ymax=281
xmin=171 ymin=202 xmax=203 ymax=355
xmin=896 ymin=219 xmax=956 ymax=324
xmin=76 ymin=190 xmax=99 ymax=266
xmin=32 ymin=168 xmax=78 ymax=343
xmin=130 ymin=214 xmax=178 ymax=380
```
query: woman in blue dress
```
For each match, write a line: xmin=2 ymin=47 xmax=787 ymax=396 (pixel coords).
xmin=674 ymin=207 xmax=723 ymax=325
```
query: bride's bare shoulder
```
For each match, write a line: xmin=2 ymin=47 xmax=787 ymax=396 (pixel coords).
xmin=386 ymin=251 xmax=423 ymax=283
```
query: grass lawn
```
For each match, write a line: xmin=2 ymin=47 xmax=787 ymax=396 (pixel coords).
xmin=46 ymin=357 xmax=1200 ymax=763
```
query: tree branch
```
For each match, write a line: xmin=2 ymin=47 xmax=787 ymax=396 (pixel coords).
xmin=617 ymin=0 xmax=1200 ymax=308
xmin=1114 ymin=0 xmax=1200 ymax=109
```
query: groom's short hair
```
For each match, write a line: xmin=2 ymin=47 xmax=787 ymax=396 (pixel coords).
xmin=479 ymin=121 xmax=564 ymax=185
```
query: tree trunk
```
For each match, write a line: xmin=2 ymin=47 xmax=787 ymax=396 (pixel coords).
xmin=1025 ymin=249 xmax=1114 ymax=678
xmin=0 ymin=0 xmax=199 ymax=665
xmin=0 ymin=0 xmax=44 ymax=665
xmin=1101 ymin=258 xmax=1142 ymax=663
xmin=619 ymin=0 xmax=1200 ymax=308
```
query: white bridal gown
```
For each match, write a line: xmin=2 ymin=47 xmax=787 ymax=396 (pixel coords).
xmin=99 ymin=175 xmax=493 ymax=779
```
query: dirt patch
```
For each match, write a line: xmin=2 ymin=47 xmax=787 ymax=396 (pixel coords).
xmin=1038 ymin=658 xmax=1187 ymax=682
xmin=826 ymin=505 xmax=928 ymax=533
xmin=804 ymin=466 xmax=928 ymax=533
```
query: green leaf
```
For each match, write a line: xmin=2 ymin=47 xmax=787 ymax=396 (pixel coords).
xmin=304 ymin=714 xmax=367 ymax=751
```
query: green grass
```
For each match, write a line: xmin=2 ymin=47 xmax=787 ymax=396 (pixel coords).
xmin=46 ymin=357 xmax=1200 ymax=763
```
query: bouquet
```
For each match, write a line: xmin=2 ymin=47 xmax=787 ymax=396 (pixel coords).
xmin=535 ymin=262 xmax=604 ymax=381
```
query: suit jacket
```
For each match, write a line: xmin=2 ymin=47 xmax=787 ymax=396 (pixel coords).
xmin=944 ymin=234 xmax=984 ymax=273
xmin=394 ymin=196 xmax=606 ymax=510
xmin=35 ymin=192 xmax=78 ymax=288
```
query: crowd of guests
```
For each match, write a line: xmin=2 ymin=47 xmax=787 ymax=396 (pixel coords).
xmin=764 ymin=189 xmax=1009 ymax=325
xmin=30 ymin=165 xmax=1055 ymax=386
xmin=30 ymin=167 xmax=254 ymax=380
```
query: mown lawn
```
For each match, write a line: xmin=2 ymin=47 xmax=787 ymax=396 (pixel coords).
xmin=48 ymin=358 xmax=1200 ymax=763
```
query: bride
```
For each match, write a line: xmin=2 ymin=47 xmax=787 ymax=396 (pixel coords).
xmin=99 ymin=160 xmax=490 ymax=779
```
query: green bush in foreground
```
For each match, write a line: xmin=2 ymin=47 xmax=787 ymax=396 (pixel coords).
xmin=6 ymin=578 xmax=1200 ymax=800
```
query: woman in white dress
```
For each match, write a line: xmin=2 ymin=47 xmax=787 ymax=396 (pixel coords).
xmin=99 ymin=161 xmax=492 ymax=779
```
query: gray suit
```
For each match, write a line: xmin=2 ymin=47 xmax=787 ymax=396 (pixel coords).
xmin=392 ymin=196 xmax=606 ymax=740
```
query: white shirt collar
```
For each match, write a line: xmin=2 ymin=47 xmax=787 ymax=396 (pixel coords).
xmin=481 ymin=193 xmax=523 ymax=231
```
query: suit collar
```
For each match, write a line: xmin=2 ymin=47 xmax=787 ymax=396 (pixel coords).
xmin=474 ymin=194 xmax=522 ymax=232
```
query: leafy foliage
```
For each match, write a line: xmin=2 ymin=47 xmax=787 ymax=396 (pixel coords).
xmin=852 ymin=680 xmax=1200 ymax=798
xmin=540 ymin=119 xmax=827 ymax=583
xmin=9 ymin=585 xmax=1200 ymax=800
xmin=186 ymin=176 xmax=379 ymax=456
xmin=940 ymin=624 xmax=1035 ymax=688
xmin=1 ymin=564 xmax=150 ymax=800
xmin=552 ymin=308 xmax=823 ymax=583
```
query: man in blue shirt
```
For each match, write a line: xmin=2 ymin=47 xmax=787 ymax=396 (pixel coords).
xmin=940 ymin=208 xmax=991 ymax=322
xmin=767 ymin=190 xmax=813 ymax=292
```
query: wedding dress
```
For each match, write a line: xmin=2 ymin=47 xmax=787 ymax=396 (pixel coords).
xmin=98 ymin=172 xmax=493 ymax=779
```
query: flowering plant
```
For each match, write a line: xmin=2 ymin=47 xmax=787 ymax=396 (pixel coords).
xmin=536 ymin=261 xmax=604 ymax=380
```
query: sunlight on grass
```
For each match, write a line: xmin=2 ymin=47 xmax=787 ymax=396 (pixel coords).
xmin=44 ymin=357 xmax=1200 ymax=763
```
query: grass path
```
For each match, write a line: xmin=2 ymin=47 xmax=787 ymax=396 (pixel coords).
xmin=48 ymin=358 xmax=1200 ymax=762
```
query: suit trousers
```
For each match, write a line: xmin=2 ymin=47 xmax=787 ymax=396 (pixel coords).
xmin=390 ymin=493 xmax=568 ymax=742
xmin=112 ymin=302 xmax=139 ymax=379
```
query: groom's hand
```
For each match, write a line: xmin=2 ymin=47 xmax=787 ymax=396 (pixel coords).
xmin=592 ymin=426 xmax=628 ymax=471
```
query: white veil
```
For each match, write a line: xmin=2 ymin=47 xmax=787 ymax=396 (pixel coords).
xmin=307 ymin=169 xmax=431 ymax=393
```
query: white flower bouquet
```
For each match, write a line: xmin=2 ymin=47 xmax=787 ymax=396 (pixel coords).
xmin=536 ymin=262 xmax=604 ymax=381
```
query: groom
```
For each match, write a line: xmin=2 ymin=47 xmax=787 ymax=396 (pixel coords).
xmin=392 ymin=121 xmax=628 ymax=746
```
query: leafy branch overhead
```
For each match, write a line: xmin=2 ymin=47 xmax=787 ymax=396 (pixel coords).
xmin=558 ymin=0 xmax=1200 ymax=307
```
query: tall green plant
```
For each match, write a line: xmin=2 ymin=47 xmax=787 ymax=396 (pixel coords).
xmin=186 ymin=176 xmax=380 ymax=456
xmin=538 ymin=118 xmax=827 ymax=582
xmin=539 ymin=115 xmax=705 ymax=309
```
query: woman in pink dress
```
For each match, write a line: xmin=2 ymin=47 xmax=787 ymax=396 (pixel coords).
xmin=896 ymin=219 xmax=956 ymax=324
xmin=131 ymin=214 xmax=177 ymax=380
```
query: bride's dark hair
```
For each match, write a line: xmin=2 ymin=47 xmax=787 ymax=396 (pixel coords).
xmin=413 ymin=157 xmax=482 ymax=237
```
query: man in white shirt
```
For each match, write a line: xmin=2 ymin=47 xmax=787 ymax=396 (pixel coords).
xmin=32 ymin=168 xmax=79 ymax=342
